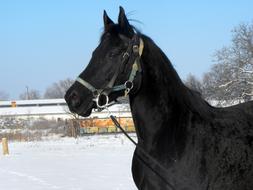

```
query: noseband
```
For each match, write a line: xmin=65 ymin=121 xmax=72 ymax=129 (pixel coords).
xmin=76 ymin=34 xmax=144 ymax=109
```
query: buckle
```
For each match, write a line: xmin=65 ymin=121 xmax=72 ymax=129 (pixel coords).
xmin=123 ymin=52 xmax=130 ymax=59
xmin=133 ymin=45 xmax=139 ymax=54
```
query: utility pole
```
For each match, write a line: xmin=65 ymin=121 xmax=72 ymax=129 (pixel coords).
xmin=26 ymin=86 xmax=29 ymax=100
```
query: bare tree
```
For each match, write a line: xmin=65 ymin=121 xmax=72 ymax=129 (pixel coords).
xmin=184 ymin=74 xmax=203 ymax=94
xmin=19 ymin=89 xmax=41 ymax=100
xmin=44 ymin=78 xmax=74 ymax=99
xmin=0 ymin=90 xmax=9 ymax=100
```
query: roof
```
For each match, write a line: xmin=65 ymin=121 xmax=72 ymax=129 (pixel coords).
xmin=0 ymin=99 xmax=131 ymax=118
xmin=0 ymin=99 xmax=66 ymax=106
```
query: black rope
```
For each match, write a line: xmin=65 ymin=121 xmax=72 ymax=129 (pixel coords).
xmin=110 ymin=115 xmax=137 ymax=146
xmin=110 ymin=115 xmax=176 ymax=190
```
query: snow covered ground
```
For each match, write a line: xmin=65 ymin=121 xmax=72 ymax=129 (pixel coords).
xmin=0 ymin=134 xmax=138 ymax=190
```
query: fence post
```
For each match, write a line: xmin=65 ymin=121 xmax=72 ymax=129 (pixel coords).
xmin=2 ymin=138 xmax=9 ymax=155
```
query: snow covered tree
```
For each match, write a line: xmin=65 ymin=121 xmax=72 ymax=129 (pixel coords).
xmin=204 ymin=21 xmax=253 ymax=102
xmin=44 ymin=78 xmax=74 ymax=99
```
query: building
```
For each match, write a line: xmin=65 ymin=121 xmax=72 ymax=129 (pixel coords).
xmin=0 ymin=99 xmax=132 ymax=120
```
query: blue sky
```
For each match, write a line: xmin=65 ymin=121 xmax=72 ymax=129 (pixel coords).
xmin=0 ymin=1 xmax=252 ymax=99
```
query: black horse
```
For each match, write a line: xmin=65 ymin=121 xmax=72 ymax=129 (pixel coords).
xmin=65 ymin=7 xmax=253 ymax=190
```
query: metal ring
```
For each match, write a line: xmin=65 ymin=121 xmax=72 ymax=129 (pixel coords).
xmin=96 ymin=93 xmax=109 ymax=109
xmin=124 ymin=81 xmax=133 ymax=90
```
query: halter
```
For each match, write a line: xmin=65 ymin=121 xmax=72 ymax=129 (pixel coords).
xmin=76 ymin=34 xmax=144 ymax=109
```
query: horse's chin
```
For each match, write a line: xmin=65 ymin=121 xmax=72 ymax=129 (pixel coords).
xmin=79 ymin=108 xmax=93 ymax=117
xmin=75 ymin=101 xmax=94 ymax=117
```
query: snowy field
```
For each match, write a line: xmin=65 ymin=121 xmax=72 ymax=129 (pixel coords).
xmin=0 ymin=134 xmax=138 ymax=190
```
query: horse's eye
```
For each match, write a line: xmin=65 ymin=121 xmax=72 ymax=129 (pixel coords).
xmin=109 ymin=52 xmax=115 ymax=58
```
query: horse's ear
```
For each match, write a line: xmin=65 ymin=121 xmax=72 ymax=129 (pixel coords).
xmin=103 ymin=10 xmax=114 ymax=31
xmin=118 ymin=6 xmax=134 ymax=36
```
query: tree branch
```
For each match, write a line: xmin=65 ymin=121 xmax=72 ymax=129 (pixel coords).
xmin=218 ymin=80 xmax=235 ymax=88
xmin=231 ymin=65 xmax=253 ymax=74
xmin=242 ymin=92 xmax=253 ymax=96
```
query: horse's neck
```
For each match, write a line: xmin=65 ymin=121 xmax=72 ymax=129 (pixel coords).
xmin=129 ymin=37 xmax=208 ymax=155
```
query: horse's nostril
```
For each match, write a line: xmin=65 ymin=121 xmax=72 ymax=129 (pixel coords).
xmin=70 ymin=91 xmax=81 ymax=108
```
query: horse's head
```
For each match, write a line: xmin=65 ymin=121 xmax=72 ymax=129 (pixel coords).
xmin=65 ymin=7 xmax=143 ymax=117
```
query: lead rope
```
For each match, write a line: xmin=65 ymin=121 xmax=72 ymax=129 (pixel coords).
xmin=110 ymin=115 xmax=176 ymax=190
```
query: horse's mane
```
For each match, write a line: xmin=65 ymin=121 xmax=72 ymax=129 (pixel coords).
xmin=139 ymin=34 xmax=214 ymax=119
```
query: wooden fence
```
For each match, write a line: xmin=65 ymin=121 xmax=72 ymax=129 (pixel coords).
xmin=77 ymin=117 xmax=135 ymax=134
